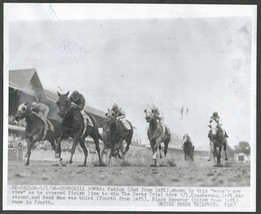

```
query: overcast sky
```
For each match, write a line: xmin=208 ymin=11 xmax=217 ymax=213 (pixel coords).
xmin=6 ymin=4 xmax=256 ymax=149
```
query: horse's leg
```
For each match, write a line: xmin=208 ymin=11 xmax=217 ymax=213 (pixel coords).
xmin=123 ymin=139 xmax=131 ymax=156
xmin=24 ymin=138 xmax=33 ymax=166
xmin=119 ymin=140 xmax=125 ymax=160
xmin=154 ymin=138 xmax=162 ymax=166
xmin=159 ymin=145 xmax=163 ymax=159
xmin=207 ymin=141 xmax=213 ymax=161
xmin=79 ymin=138 xmax=88 ymax=167
xmin=25 ymin=135 xmax=39 ymax=166
xmin=100 ymin=143 xmax=107 ymax=160
xmin=69 ymin=136 xmax=79 ymax=164
xmin=123 ymin=130 xmax=132 ymax=155
xmin=163 ymin=139 xmax=169 ymax=157
xmin=217 ymin=145 xmax=222 ymax=166
xmin=91 ymin=134 xmax=103 ymax=166
xmin=223 ymin=140 xmax=228 ymax=161
xmin=49 ymin=138 xmax=56 ymax=151
xmin=55 ymin=136 xmax=63 ymax=159
xmin=150 ymin=141 xmax=156 ymax=166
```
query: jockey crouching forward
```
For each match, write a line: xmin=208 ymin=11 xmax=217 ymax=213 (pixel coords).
xmin=70 ymin=91 xmax=93 ymax=127
xmin=182 ymin=134 xmax=193 ymax=149
xmin=152 ymin=105 xmax=170 ymax=135
xmin=207 ymin=112 xmax=228 ymax=161
xmin=31 ymin=101 xmax=54 ymax=132
xmin=111 ymin=103 xmax=131 ymax=134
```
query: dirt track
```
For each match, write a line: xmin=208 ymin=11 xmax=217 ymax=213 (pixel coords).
xmin=8 ymin=160 xmax=250 ymax=187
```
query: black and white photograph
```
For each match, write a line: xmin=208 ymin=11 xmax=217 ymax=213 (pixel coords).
xmin=3 ymin=3 xmax=257 ymax=211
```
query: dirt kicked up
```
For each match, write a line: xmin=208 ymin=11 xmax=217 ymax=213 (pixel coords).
xmin=8 ymin=160 xmax=250 ymax=187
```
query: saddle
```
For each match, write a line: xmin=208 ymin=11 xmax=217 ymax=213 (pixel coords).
xmin=120 ymin=119 xmax=131 ymax=131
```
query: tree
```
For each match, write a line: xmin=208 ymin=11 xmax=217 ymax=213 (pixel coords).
xmin=234 ymin=141 xmax=250 ymax=155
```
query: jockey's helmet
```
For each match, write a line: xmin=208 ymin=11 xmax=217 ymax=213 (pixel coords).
xmin=31 ymin=101 xmax=37 ymax=108
xmin=71 ymin=91 xmax=80 ymax=101
xmin=71 ymin=91 xmax=79 ymax=97
xmin=213 ymin=112 xmax=218 ymax=116
xmin=112 ymin=103 xmax=118 ymax=110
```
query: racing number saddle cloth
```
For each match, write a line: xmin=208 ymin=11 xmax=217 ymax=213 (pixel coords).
xmin=160 ymin=123 xmax=170 ymax=136
xmin=120 ymin=119 xmax=131 ymax=130
xmin=80 ymin=111 xmax=93 ymax=138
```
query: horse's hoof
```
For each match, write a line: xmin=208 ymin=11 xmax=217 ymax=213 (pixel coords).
xmin=100 ymin=162 xmax=107 ymax=167
xmin=225 ymin=158 xmax=228 ymax=161
xmin=25 ymin=162 xmax=29 ymax=166
xmin=78 ymin=164 xmax=87 ymax=167
xmin=160 ymin=155 xmax=163 ymax=159
xmin=68 ymin=160 xmax=72 ymax=164
xmin=214 ymin=163 xmax=223 ymax=167
xmin=60 ymin=158 xmax=63 ymax=161
xmin=150 ymin=164 xmax=158 ymax=167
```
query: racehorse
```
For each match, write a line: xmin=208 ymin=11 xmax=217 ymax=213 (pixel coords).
xmin=144 ymin=107 xmax=170 ymax=166
xmin=55 ymin=92 xmax=104 ymax=166
xmin=182 ymin=134 xmax=194 ymax=163
xmin=15 ymin=103 xmax=62 ymax=166
xmin=209 ymin=120 xmax=228 ymax=167
xmin=105 ymin=109 xmax=133 ymax=163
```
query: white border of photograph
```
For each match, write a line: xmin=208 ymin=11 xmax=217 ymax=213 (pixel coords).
xmin=2 ymin=3 xmax=257 ymax=211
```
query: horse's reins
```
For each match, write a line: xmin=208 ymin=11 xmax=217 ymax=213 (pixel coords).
xmin=59 ymin=97 xmax=74 ymax=116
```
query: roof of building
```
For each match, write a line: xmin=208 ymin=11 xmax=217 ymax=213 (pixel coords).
xmin=9 ymin=69 xmax=105 ymax=119
xmin=9 ymin=69 xmax=45 ymax=99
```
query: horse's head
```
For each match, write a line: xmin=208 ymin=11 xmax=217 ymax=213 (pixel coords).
xmin=15 ymin=103 xmax=29 ymax=121
xmin=105 ymin=109 xmax=116 ymax=126
xmin=56 ymin=91 xmax=71 ymax=118
xmin=144 ymin=107 xmax=155 ymax=122
xmin=210 ymin=119 xmax=219 ymax=136
xmin=182 ymin=134 xmax=189 ymax=144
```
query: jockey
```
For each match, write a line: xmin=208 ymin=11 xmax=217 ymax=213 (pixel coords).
xmin=208 ymin=112 xmax=228 ymax=138
xmin=152 ymin=105 xmax=170 ymax=135
xmin=69 ymin=91 xmax=85 ymax=111
xmin=70 ymin=91 xmax=93 ymax=127
xmin=31 ymin=101 xmax=54 ymax=131
xmin=111 ymin=103 xmax=130 ymax=130
xmin=31 ymin=101 xmax=49 ymax=119
xmin=182 ymin=134 xmax=193 ymax=148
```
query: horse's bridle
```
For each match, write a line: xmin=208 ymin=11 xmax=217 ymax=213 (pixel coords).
xmin=16 ymin=108 xmax=32 ymax=120
xmin=58 ymin=97 xmax=73 ymax=117
xmin=106 ymin=113 xmax=116 ymax=125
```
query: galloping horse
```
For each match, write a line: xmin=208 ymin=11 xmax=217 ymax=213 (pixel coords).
xmin=144 ymin=107 xmax=170 ymax=166
xmin=15 ymin=103 xmax=62 ymax=166
xmin=182 ymin=134 xmax=194 ymax=162
xmin=209 ymin=120 xmax=228 ymax=167
xmin=105 ymin=109 xmax=133 ymax=163
xmin=55 ymin=92 xmax=104 ymax=166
